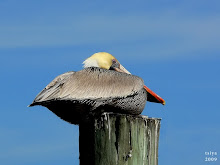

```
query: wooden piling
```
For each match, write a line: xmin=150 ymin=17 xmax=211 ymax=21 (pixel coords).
xmin=79 ymin=113 xmax=161 ymax=165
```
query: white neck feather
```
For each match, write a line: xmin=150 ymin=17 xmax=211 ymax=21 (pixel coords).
xmin=83 ymin=58 xmax=99 ymax=68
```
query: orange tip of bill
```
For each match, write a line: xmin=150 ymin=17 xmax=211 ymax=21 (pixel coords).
xmin=144 ymin=85 xmax=165 ymax=105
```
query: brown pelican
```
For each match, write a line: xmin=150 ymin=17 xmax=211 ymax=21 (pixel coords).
xmin=29 ymin=52 xmax=165 ymax=124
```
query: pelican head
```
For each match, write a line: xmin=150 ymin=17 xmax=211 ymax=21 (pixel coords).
xmin=83 ymin=52 xmax=131 ymax=74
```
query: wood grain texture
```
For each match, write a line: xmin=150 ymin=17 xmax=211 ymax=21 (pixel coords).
xmin=79 ymin=113 xmax=161 ymax=165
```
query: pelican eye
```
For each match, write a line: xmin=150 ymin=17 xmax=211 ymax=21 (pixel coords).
xmin=110 ymin=59 xmax=120 ymax=70
xmin=112 ymin=59 xmax=117 ymax=63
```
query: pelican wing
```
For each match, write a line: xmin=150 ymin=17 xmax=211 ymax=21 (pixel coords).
xmin=30 ymin=71 xmax=75 ymax=105
xmin=30 ymin=67 xmax=144 ymax=105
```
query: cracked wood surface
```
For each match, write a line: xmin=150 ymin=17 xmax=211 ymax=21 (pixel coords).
xmin=79 ymin=113 xmax=161 ymax=165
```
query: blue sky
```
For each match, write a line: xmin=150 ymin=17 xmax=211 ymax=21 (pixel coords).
xmin=0 ymin=0 xmax=220 ymax=165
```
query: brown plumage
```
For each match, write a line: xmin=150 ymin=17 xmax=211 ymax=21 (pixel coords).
xmin=29 ymin=67 xmax=147 ymax=124
xmin=29 ymin=52 xmax=165 ymax=124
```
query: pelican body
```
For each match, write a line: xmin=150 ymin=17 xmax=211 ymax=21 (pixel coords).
xmin=29 ymin=52 xmax=165 ymax=124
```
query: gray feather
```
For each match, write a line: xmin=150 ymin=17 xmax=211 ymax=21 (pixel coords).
xmin=29 ymin=68 xmax=147 ymax=124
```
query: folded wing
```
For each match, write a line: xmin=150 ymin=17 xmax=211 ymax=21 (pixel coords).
xmin=30 ymin=67 xmax=144 ymax=106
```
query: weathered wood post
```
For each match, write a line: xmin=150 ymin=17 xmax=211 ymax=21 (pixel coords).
xmin=79 ymin=113 xmax=161 ymax=165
